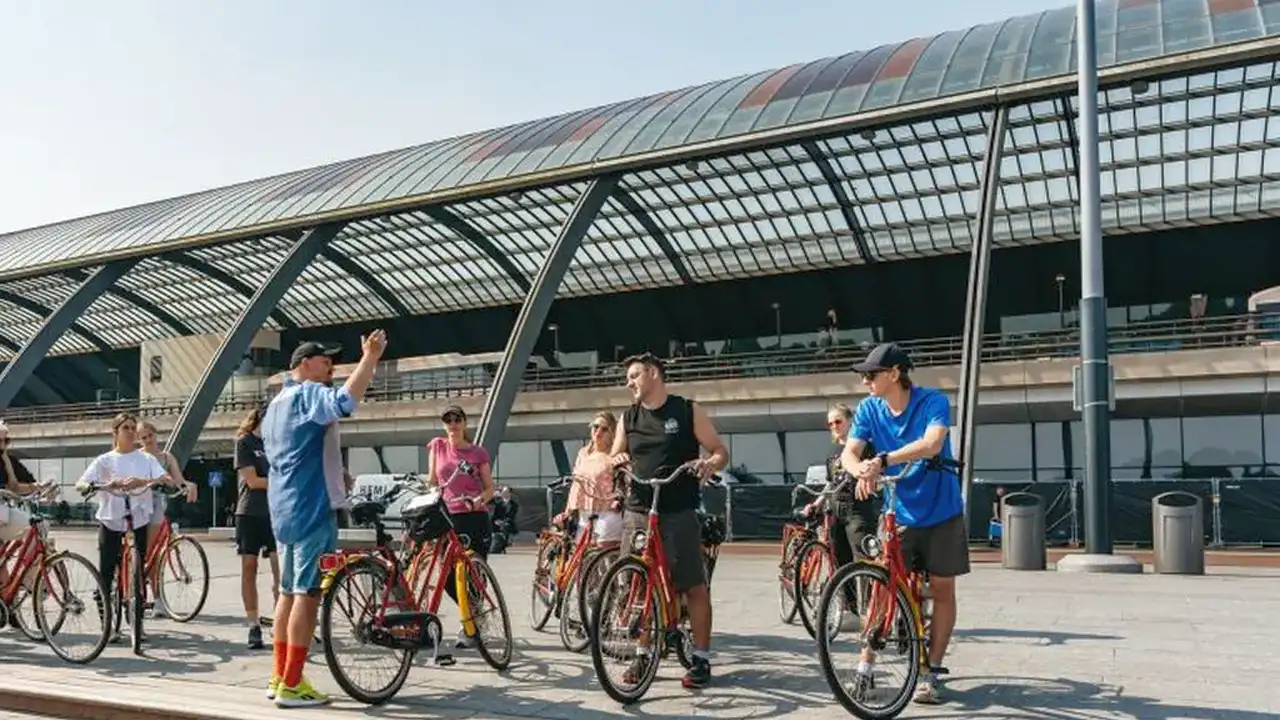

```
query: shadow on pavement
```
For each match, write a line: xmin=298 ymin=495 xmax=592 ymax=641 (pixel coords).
xmin=954 ymin=627 xmax=1125 ymax=646
xmin=932 ymin=675 xmax=1272 ymax=720
xmin=0 ymin=627 xmax=239 ymax=677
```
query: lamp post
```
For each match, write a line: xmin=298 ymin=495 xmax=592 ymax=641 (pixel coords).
xmin=547 ymin=323 xmax=560 ymax=363
xmin=771 ymin=302 xmax=781 ymax=346
xmin=1055 ymin=273 xmax=1066 ymax=328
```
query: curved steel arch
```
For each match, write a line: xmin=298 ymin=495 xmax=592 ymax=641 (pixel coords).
xmin=801 ymin=142 xmax=874 ymax=264
xmin=319 ymin=246 xmax=413 ymax=318
xmin=0 ymin=289 xmax=113 ymax=351
xmin=611 ymin=187 xmax=695 ymax=284
xmin=61 ymin=268 xmax=193 ymax=336
xmin=423 ymin=205 xmax=533 ymax=293
xmin=164 ymin=251 xmax=299 ymax=330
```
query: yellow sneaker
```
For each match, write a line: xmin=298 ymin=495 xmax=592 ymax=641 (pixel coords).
xmin=266 ymin=676 xmax=281 ymax=700
xmin=273 ymin=676 xmax=331 ymax=708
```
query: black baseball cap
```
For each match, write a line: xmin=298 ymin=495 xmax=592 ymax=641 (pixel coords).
xmin=441 ymin=405 xmax=466 ymax=422
xmin=852 ymin=343 xmax=914 ymax=374
xmin=289 ymin=341 xmax=342 ymax=369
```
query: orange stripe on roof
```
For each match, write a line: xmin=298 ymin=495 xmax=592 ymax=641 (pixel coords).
xmin=1208 ymin=0 xmax=1254 ymax=12
xmin=739 ymin=65 xmax=804 ymax=109
xmin=567 ymin=115 xmax=610 ymax=143
xmin=875 ymin=37 xmax=931 ymax=82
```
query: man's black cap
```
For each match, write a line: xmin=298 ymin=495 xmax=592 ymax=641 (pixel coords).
xmin=290 ymin=341 xmax=342 ymax=369
xmin=852 ymin=343 xmax=914 ymax=373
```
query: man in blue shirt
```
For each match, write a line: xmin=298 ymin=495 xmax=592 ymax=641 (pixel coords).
xmin=841 ymin=342 xmax=968 ymax=706
xmin=262 ymin=330 xmax=386 ymax=708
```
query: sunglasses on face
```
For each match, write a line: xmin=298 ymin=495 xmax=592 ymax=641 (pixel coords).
xmin=860 ymin=370 xmax=883 ymax=382
xmin=826 ymin=418 xmax=846 ymax=428
xmin=443 ymin=415 xmax=463 ymax=424
xmin=589 ymin=423 xmax=611 ymax=432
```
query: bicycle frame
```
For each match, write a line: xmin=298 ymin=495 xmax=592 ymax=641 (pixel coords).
xmin=616 ymin=460 xmax=714 ymax=635
xmin=857 ymin=468 xmax=931 ymax=663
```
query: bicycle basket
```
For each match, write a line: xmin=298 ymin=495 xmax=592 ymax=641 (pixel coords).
xmin=699 ymin=512 xmax=727 ymax=546
xmin=349 ymin=499 xmax=387 ymax=527
xmin=401 ymin=490 xmax=452 ymax=543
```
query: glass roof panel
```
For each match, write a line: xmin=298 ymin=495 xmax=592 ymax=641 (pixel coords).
xmin=4 ymin=1 xmax=1278 ymax=281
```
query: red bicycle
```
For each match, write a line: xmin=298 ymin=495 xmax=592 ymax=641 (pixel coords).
xmin=1 ymin=483 xmax=111 ymax=664
xmin=587 ymin=460 xmax=726 ymax=705
xmin=790 ymin=479 xmax=846 ymax=638
xmin=816 ymin=459 xmax=954 ymax=719
xmin=318 ymin=472 xmax=513 ymax=706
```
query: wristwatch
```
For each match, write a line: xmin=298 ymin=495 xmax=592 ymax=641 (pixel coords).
xmin=876 ymin=452 xmax=890 ymax=470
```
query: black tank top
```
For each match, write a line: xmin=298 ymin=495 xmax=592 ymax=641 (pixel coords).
xmin=623 ymin=394 xmax=701 ymax=513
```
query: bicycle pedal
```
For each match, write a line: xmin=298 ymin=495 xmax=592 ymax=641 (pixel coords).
xmin=931 ymin=665 xmax=950 ymax=676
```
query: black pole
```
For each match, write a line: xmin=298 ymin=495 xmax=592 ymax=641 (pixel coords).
xmin=1077 ymin=0 xmax=1112 ymax=555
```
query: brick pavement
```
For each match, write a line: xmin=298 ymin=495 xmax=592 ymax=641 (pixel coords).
xmin=0 ymin=533 xmax=1275 ymax=719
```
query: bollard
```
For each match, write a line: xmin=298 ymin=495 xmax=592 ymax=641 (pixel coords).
xmin=1000 ymin=492 xmax=1046 ymax=571
xmin=1151 ymin=491 xmax=1205 ymax=575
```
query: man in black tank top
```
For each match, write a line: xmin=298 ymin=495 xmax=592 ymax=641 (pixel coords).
xmin=611 ymin=353 xmax=729 ymax=690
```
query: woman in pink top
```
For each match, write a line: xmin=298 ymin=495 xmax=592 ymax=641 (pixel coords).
xmin=425 ymin=404 xmax=496 ymax=649
xmin=555 ymin=411 xmax=623 ymax=547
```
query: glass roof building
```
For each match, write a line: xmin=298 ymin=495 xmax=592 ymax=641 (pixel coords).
xmin=1 ymin=0 xmax=1279 ymax=458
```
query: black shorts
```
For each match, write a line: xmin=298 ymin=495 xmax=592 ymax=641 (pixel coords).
xmin=236 ymin=515 xmax=277 ymax=558
xmin=623 ymin=510 xmax=706 ymax=592
xmin=901 ymin=513 xmax=970 ymax=578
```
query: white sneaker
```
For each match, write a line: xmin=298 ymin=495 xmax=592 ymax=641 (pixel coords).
xmin=454 ymin=628 xmax=473 ymax=649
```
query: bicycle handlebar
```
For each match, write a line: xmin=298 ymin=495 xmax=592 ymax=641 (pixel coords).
xmin=614 ymin=459 xmax=725 ymax=489
xmin=0 ymin=482 xmax=58 ymax=506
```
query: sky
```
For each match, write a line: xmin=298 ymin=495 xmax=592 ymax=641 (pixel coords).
xmin=0 ymin=0 xmax=1067 ymax=234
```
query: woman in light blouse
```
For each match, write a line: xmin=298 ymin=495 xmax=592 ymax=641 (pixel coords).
xmin=556 ymin=411 xmax=623 ymax=548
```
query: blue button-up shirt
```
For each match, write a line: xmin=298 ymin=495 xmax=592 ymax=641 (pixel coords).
xmin=262 ymin=379 xmax=356 ymax=544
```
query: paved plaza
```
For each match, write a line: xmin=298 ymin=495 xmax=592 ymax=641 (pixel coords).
xmin=1 ymin=532 xmax=1276 ymax=719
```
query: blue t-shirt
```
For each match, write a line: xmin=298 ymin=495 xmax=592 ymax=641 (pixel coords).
xmin=262 ymin=380 xmax=356 ymax=544
xmin=851 ymin=387 xmax=962 ymax=528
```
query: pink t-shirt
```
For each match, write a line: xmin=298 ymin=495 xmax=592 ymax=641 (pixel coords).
xmin=428 ymin=437 xmax=490 ymax=514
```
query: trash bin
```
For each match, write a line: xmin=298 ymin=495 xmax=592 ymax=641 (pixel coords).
xmin=1000 ymin=492 xmax=1046 ymax=571
xmin=1151 ymin=491 xmax=1205 ymax=575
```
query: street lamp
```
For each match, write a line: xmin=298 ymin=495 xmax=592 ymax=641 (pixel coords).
xmin=547 ymin=323 xmax=560 ymax=361
xmin=1055 ymin=273 xmax=1066 ymax=329
xmin=771 ymin=302 xmax=781 ymax=346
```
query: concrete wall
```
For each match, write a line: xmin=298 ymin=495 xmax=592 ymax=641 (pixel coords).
xmin=138 ymin=331 xmax=280 ymax=402
xmin=10 ymin=344 xmax=1280 ymax=458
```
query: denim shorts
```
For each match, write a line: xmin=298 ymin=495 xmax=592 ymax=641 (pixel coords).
xmin=279 ymin=515 xmax=338 ymax=596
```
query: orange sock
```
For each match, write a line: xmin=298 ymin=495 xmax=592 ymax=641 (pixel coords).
xmin=283 ymin=644 xmax=308 ymax=688
xmin=272 ymin=640 xmax=287 ymax=680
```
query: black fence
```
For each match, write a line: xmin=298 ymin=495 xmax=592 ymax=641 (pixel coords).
xmin=509 ymin=477 xmax=1280 ymax=547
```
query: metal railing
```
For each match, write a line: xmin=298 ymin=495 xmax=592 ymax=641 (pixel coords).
xmin=4 ymin=311 xmax=1270 ymax=426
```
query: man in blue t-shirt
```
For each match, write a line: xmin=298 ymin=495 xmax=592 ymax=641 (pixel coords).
xmin=261 ymin=331 xmax=386 ymax=708
xmin=841 ymin=342 xmax=968 ymax=706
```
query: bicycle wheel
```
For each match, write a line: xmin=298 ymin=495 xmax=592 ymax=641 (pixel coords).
xmin=558 ymin=548 xmax=599 ymax=653
xmin=35 ymin=551 xmax=111 ymax=665
xmin=794 ymin=539 xmax=832 ymax=638
xmin=778 ymin=532 xmax=804 ymax=624
xmin=588 ymin=556 xmax=662 ymax=705
xmin=817 ymin=562 xmax=921 ymax=720
xmin=575 ymin=546 xmax=618 ymax=637
xmin=131 ymin=534 xmax=145 ymax=654
xmin=529 ymin=539 xmax=556 ymax=631
xmin=320 ymin=558 xmax=414 ymax=706
xmin=157 ymin=535 xmax=210 ymax=622
xmin=466 ymin=557 xmax=513 ymax=671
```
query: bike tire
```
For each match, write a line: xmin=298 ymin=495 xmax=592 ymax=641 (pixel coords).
xmin=794 ymin=539 xmax=832 ymax=639
xmin=467 ymin=557 xmax=513 ymax=671
xmin=588 ymin=556 xmax=662 ymax=705
xmin=320 ymin=558 xmax=414 ymax=706
xmin=816 ymin=562 xmax=921 ymax=720
xmin=529 ymin=540 xmax=556 ymax=631
xmin=131 ymin=533 xmax=145 ymax=655
xmin=778 ymin=533 xmax=805 ymax=624
xmin=157 ymin=535 xmax=210 ymax=623
xmin=558 ymin=547 xmax=601 ymax=653
xmin=36 ymin=551 xmax=111 ymax=665
xmin=575 ymin=546 xmax=619 ymax=640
